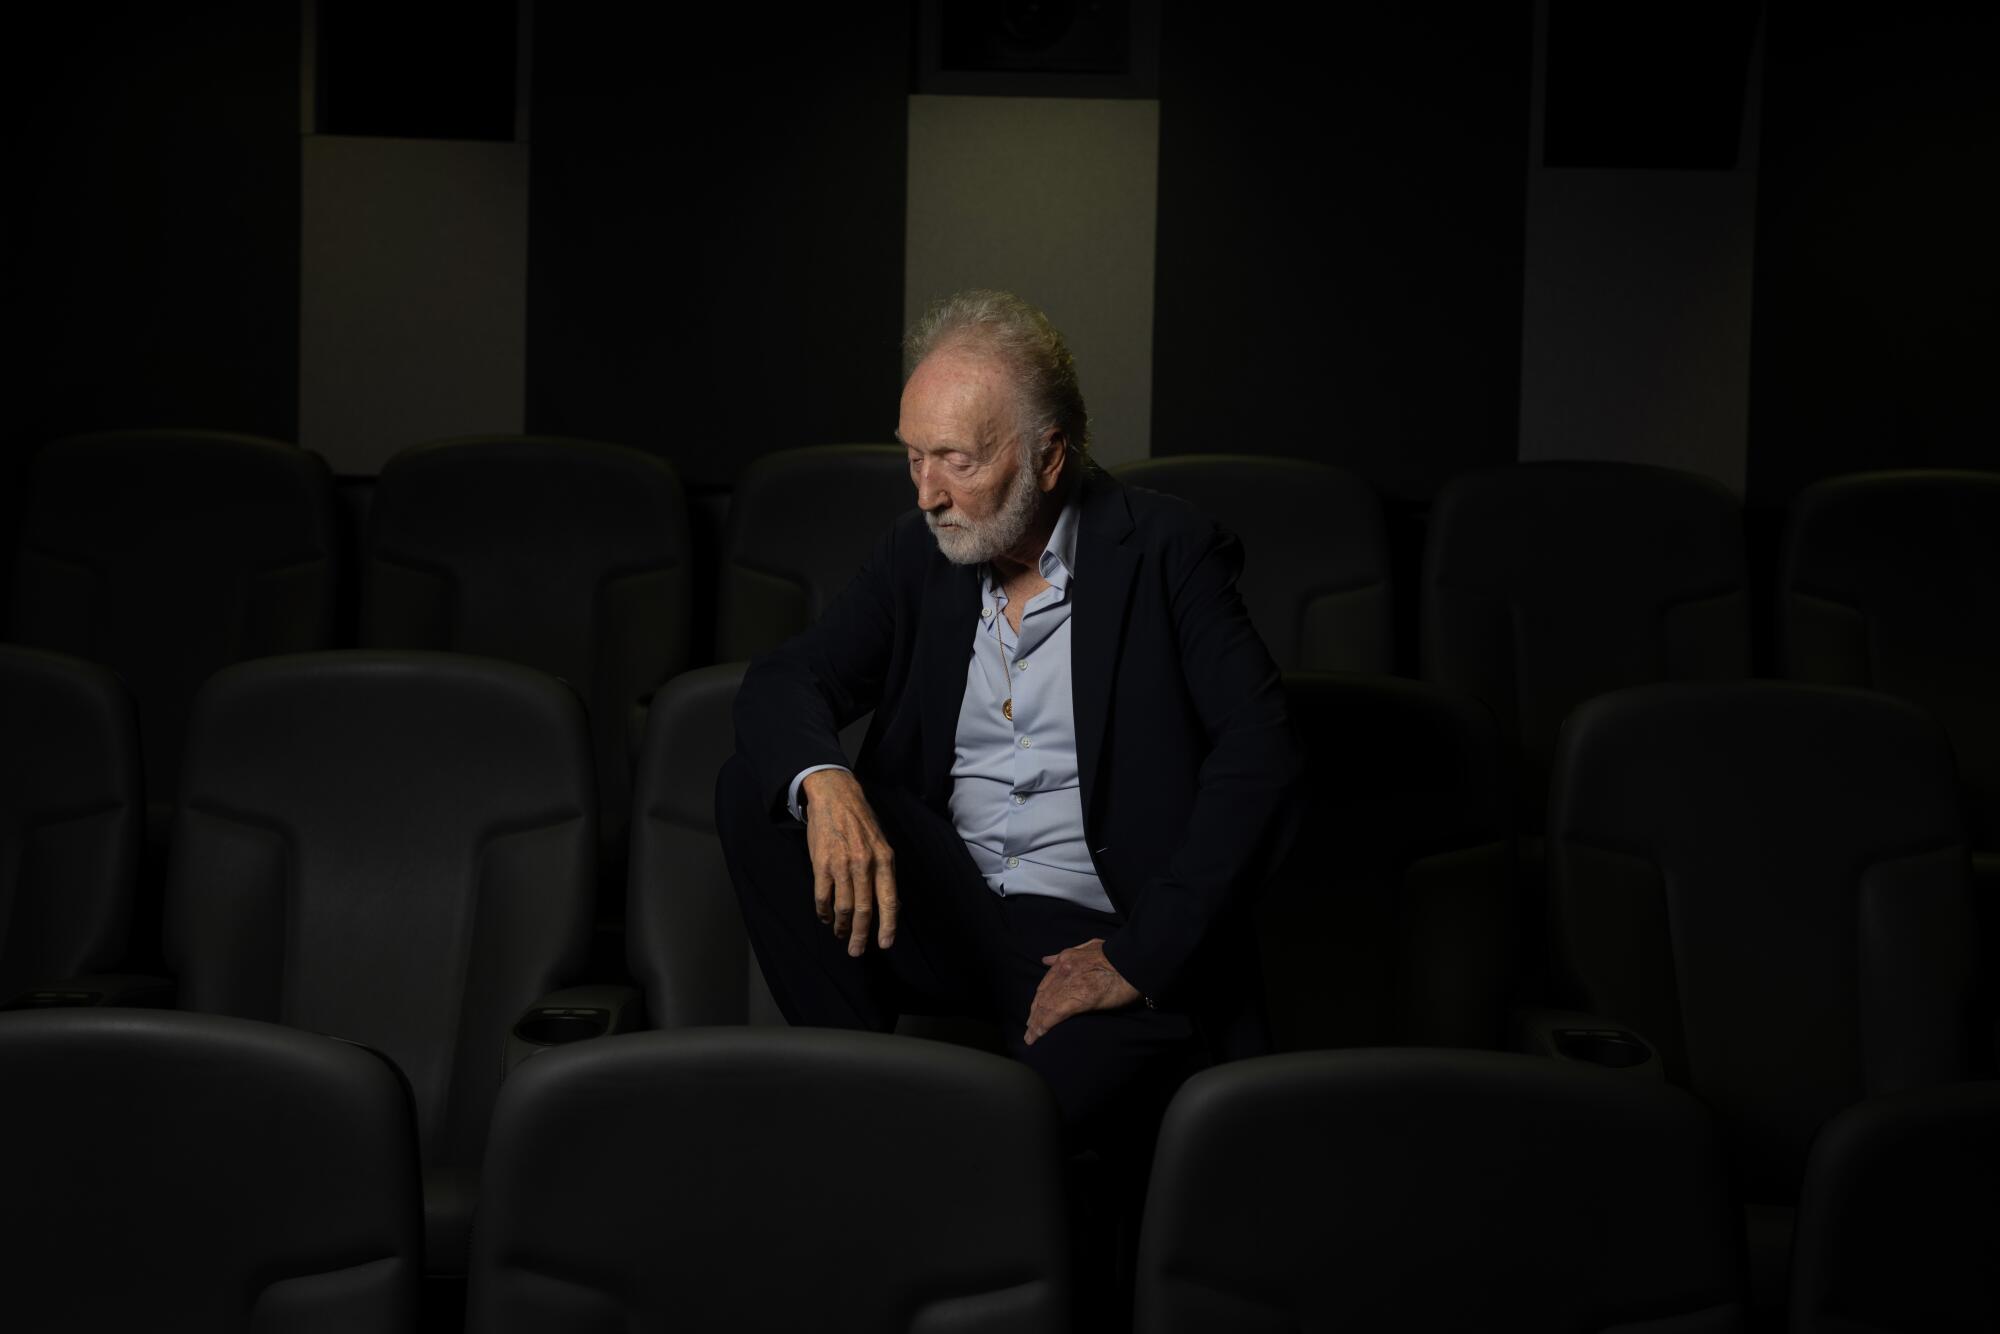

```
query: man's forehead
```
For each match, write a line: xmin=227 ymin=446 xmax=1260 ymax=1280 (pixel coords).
xmin=899 ymin=353 xmax=1016 ymax=450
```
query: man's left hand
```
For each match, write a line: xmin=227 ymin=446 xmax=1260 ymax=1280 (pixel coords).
xmin=1024 ymin=938 xmax=1141 ymax=1045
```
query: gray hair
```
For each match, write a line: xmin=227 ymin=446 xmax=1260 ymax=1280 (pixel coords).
xmin=903 ymin=289 xmax=1090 ymax=460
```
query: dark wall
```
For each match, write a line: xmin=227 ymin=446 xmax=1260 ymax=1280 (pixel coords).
xmin=2 ymin=4 xmax=301 ymax=450
xmin=525 ymin=9 xmax=912 ymax=491
xmin=1748 ymin=6 xmax=2000 ymax=505
xmin=1 ymin=2 xmax=300 ymax=617
xmin=1150 ymin=3 xmax=1534 ymax=503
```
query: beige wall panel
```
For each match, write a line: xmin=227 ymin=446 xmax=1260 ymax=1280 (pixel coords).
xmin=300 ymin=136 xmax=528 ymax=474
xmin=905 ymin=95 xmax=1159 ymax=466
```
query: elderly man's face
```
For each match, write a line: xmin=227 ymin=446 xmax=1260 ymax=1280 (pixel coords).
xmin=897 ymin=346 xmax=1048 ymax=566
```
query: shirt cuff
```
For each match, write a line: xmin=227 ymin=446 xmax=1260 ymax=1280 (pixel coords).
xmin=787 ymin=764 xmax=852 ymax=823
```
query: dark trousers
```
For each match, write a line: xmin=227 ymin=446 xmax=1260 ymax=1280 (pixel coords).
xmin=715 ymin=753 xmax=1205 ymax=1160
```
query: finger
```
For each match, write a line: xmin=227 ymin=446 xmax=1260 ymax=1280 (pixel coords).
xmin=1026 ymin=995 xmax=1076 ymax=1046
xmin=847 ymin=878 xmax=874 ymax=958
xmin=831 ymin=865 xmax=854 ymax=941
xmin=1040 ymin=953 xmax=1059 ymax=965
xmin=874 ymin=859 xmax=898 ymax=949
xmin=813 ymin=859 xmax=834 ymax=925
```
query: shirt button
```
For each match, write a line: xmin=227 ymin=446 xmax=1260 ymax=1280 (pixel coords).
xmin=1012 ymin=793 xmax=1026 ymax=805
xmin=1019 ymin=736 xmax=1032 ymax=749
xmin=1006 ymin=856 xmax=1020 ymax=869
xmin=980 ymin=606 xmax=993 ymax=619
xmin=1017 ymin=658 xmax=1028 ymax=669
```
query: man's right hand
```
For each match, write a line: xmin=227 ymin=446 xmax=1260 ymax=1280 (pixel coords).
xmin=801 ymin=769 xmax=899 ymax=957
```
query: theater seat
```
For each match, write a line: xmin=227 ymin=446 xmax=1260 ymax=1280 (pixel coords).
xmin=627 ymin=661 xmax=782 ymax=1026
xmin=1549 ymin=680 xmax=1974 ymax=1316
xmin=1116 ymin=456 xmax=1393 ymax=672
xmin=1422 ymin=461 xmax=1748 ymax=828
xmin=362 ymin=436 xmax=693 ymax=882
xmin=12 ymin=431 xmax=338 ymax=845
xmin=166 ymin=650 xmax=599 ymax=1274
xmin=1780 ymin=470 xmax=2000 ymax=890
xmin=1264 ymin=673 xmax=1513 ymax=1049
xmin=0 ymin=1008 xmax=421 ymax=1332
xmin=0 ymin=646 xmax=141 ymax=999
xmin=1135 ymin=1049 xmax=1743 ymax=1332
xmin=469 ymin=1028 xmax=1070 ymax=1332
xmin=1791 ymin=1081 xmax=2000 ymax=1334
xmin=717 ymin=445 xmax=912 ymax=659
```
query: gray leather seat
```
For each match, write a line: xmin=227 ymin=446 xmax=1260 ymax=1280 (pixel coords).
xmin=1422 ymin=461 xmax=1749 ymax=828
xmin=1780 ymin=470 xmax=2000 ymax=892
xmin=469 ymin=1027 xmax=1070 ymax=1332
xmin=362 ymin=436 xmax=692 ymax=880
xmin=1264 ymin=672 xmax=1512 ymax=1049
xmin=1550 ymin=681 xmax=1975 ymax=1316
xmin=166 ymin=650 xmax=598 ymax=1274
xmin=0 ymin=646 xmax=141 ymax=998
xmin=627 ymin=661 xmax=782 ymax=1026
xmin=716 ymin=444 xmax=912 ymax=659
xmin=12 ymin=431 xmax=338 ymax=844
xmin=1116 ymin=455 xmax=1393 ymax=671
xmin=0 ymin=1007 xmax=421 ymax=1333
xmin=1791 ymin=1080 xmax=2000 ymax=1334
xmin=1136 ymin=1049 xmax=1744 ymax=1332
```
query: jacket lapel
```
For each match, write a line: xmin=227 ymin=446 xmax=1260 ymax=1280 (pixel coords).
xmin=1072 ymin=472 xmax=1136 ymax=821
xmin=918 ymin=553 xmax=979 ymax=807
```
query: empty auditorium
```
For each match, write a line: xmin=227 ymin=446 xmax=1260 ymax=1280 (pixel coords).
xmin=3 ymin=3 xmax=1995 ymax=1331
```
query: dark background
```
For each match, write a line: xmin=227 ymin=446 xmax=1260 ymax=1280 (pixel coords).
xmin=2 ymin=1 xmax=1995 ymax=556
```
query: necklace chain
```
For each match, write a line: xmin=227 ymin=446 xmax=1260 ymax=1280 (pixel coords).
xmin=995 ymin=591 xmax=1013 ymax=722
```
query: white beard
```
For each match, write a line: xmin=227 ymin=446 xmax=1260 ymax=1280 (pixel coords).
xmin=925 ymin=454 xmax=1043 ymax=566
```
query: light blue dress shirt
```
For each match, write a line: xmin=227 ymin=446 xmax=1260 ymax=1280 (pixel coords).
xmin=948 ymin=494 xmax=1113 ymax=912
xmin=788 ymin=492 xmax=1114 ymax=913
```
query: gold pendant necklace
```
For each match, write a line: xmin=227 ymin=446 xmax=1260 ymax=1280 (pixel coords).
xmin=996 ymin=593 xmax=1013 ymax=721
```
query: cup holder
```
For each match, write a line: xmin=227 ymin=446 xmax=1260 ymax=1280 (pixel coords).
xmin=1553 ymin=1028 xmax=1653 ymax=1069
xmin=513 ymin=1008 xmax=610 ymax=1046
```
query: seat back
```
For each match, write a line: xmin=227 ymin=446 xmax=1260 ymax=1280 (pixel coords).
xmin=1791 ymin=1080 xmax=2000 ymax=1334
xmin=362 ymin=436 xmax=692 ymax=874
xmin=13 ymin=430 xmax=338 ymax=818
xmin=470 ymin=1028 xmax=1069 ymax=1333
xmin=1136 ymin=1049 xmax=1743 ymax=1332
xmin=0 ymin=1008 xmax=421 ymax=1332
xmin=627 ymin=662 xmax=782 ymax=1025
xmin=1781 ymin=470 xmax=2000 ymax=855
xmin=716 ymin=445 xmax=912 ymax=659
xmin=1422 ymin=461 xmax=1748 ymax=824
xmin=165 ymin=651 xmax=597 ymax=1187
xmin=0 ymin=646 xmax=141 ymax=996
xmin=1263 ymin=672 xmax=1512 ymax=1049
xmin=1116 ymin=455 xmax=1393 ymax=671
xmin=1551 ymin=681 xmax=1974 ymax=1201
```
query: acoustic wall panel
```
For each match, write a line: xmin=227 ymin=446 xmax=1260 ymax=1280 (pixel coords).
xmin=905 ymin=95 xmax=1159 ymax=467
xmin=300 ymin=136 xmax=529 ymax=474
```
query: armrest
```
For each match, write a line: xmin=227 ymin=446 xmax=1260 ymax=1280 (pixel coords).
xmin=2 ymin=974 xmax=177 ymax=1011
xmin=506 ymin=984 xmax=644 ymax=1073
xmin=1510 ymin=1006 xmax=1665 ymax=1080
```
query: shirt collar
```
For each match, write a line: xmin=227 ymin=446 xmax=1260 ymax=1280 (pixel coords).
xmin=982 ymin=486 xmax=1082 ymax=601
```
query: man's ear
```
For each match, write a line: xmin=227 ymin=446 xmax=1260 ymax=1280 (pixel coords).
xmin=1038 ymin=429 xmax=1069 ymax=492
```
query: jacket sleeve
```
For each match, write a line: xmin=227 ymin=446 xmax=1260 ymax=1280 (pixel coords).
xmin=1100 ymin=525 xmax=1305 ymax=1003
xmin=730 ymin=519 xmax=905 ymax=821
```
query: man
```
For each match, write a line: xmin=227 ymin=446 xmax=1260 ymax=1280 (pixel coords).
xmin=716 ymin=290 xmax=1302 ymax=1155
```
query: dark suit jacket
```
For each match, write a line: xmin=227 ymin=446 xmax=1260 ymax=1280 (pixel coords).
xmin=733 ymin=468 xmax=1304 ymax=1052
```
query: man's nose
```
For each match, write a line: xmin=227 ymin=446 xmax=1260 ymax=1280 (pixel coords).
xmin=913 ymin=460 xmax=948 ymax=511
